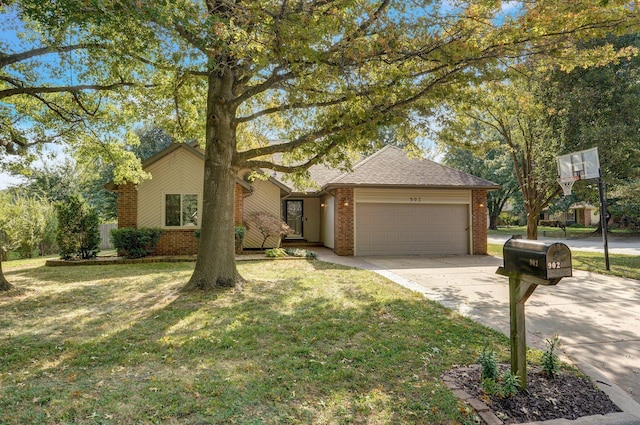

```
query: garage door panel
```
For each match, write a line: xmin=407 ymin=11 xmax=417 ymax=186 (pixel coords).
xmin=356 ymin=203 xmax=469 ymax=256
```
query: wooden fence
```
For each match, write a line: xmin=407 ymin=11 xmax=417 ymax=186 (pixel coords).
xmin=99 ymin=223 xmax=117 ymax=250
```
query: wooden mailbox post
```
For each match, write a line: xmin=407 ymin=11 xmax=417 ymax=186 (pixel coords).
xmin=496 ymin=238 xmax=572 ymax=389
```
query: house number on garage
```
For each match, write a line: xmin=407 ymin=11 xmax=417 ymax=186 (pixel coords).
xmin=409 ymin=197 xmax=422 ymax=202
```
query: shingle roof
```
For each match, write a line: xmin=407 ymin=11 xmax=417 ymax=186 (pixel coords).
xmin=112 ymin=143 xmax=498 ymax=193
xmin=321 ymin=145 xmax=498 ymax=189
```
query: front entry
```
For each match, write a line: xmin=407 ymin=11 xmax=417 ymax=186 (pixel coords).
xmin=285 ymin=200 xmax=303 ymax=238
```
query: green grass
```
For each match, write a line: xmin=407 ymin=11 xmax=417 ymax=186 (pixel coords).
xmin=0 ymin=257 xmax=512 ymax=424
xmin=489 ymin=225 xmax=593 ymax=239
xmin=488 ymin=243 xmax=640 ymax=281
xmin=489 ymin=225 xmax=640 ymax=239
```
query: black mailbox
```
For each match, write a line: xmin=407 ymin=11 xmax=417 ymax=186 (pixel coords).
xmin=503 ymin=239 xmax=572 ymax=280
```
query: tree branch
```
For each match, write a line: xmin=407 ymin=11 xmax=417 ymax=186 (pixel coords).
xmin=0 ymin=43 xmax=106 ymax=68
xmin=0 ymin=78 xmax=147 ymax=101
xmin=237 ymin=64 xmax=465 ymax=162
xmin=240 ymin=139 xmax=341 ymax=172
xmin=233 ymin=67 xmax=296 ymax=107
xmin=236 ymin=95 xmax=348 ymax=123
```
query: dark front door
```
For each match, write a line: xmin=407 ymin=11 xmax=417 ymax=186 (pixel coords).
xmin=285 ymin=200 xmax=303 ymax=238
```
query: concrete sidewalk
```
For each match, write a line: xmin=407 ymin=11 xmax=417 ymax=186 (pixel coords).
xmin=315 ymin=249 xmax=640 ymax=423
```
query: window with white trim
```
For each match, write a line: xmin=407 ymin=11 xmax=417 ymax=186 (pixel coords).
xmin=165 ymin=194 xmax=198 ymax=227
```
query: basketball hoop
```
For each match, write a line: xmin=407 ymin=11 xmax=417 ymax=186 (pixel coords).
xmin=557 ymin=175 xmax=579 ymax=197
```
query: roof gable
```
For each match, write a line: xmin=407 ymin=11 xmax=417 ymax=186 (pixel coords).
xmin=106 ymin=143 xmax=252 ymax=191
xmin=142 ymin=142 xmax=204 ymax=168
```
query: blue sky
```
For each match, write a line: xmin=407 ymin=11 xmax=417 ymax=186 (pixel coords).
xmin=0 ymin=172 xmax=22 ymax=190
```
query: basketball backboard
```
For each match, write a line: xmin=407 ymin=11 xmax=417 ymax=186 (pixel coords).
xmin=557 ymin=147 xmax=600 ymax=180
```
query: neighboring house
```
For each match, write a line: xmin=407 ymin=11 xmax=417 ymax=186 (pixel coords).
xmin=542 ymin=203 xmax=599 ymax=227
xmin=107 ymin=143 xmax=499 ymax=256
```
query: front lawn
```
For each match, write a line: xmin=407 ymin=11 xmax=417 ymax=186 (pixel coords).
xmin=0 ymin=258 xmax=508 ymax=424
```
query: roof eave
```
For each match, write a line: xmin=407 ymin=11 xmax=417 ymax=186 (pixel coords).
xmin=322 ymin=183 xmax=501 ymax=191
xmin=141 ymin=143 xmax=203 ymax=169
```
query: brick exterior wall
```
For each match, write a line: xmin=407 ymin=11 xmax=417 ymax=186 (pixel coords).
xmin=234 ymin=183 xmax=244 ymax=225
xmin=117 ymin=183 xmax=138 ymax=229
xmin=153 ymin=230 xmax=199 ymax=256
xmin=471 ymin=189 xmax=488 ymax=255
xmin=115 ymin=183 xmax=246 ymax=257
xmin=334 ymin=187 xmax=355 ymax=256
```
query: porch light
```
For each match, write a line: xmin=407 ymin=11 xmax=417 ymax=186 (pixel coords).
xmin=321 ymin=203 xmax=325 ymax=207
xmin=478 ymin=203 xmax=485 ymax=208
xmin=344 ymin=202 xmax=349 ymax=206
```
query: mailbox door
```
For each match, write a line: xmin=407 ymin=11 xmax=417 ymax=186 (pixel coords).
xmin=504 ymin=249 xmax=548 ymax=279
xmin=546 ymin=243 xmax=572 ymax=278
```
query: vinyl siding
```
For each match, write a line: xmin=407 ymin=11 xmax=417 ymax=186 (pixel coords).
xmin=138 ymin=148 xmax=204 ymax=228
xmin=355 ymin=188 xmax=470 ymax=204
xmin=243 ymin=178 xmax=282 ymax=249
xmin=321 ymin=194 xmax=335 ymax=249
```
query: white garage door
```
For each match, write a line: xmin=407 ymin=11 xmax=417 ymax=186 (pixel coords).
xmin=356 ymin=203 xmax=469 ymax=256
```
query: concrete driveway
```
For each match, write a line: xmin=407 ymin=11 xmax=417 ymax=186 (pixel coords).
xmin=316 ymin=249 xmax=640 ymax=413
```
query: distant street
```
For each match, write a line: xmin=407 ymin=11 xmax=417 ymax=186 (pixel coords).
xmin=488 ymin=234 xmax=640 ymax=256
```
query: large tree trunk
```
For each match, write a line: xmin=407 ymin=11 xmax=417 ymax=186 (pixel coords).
xmin=0 ymin=260 xmax=12 ymax=292
xmin=183 ymin=70 xmax=243 ymax=291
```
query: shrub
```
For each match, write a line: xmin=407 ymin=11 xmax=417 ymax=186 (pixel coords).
xmin=541 ymin=335 xmax=561 ymax=378
xmin=0 ymin=194 xmax=56 ymax=258
xmin=539 ymin=220 xmax=566 ymax=228
xmin=284 ymin=248 xmax=317 ymax=258
xmin=56 ymin=195 xmax=100 ymax=260
xmin=110 ymin=227 xmax=163 ymax=258
xmin=234 ymin=225 xmax=246 ymax=255
xmin=265 ymin=247 xmax=287 ymax=258
xmin=499 ymin=370 xmax=520 ymax=398
xmin=481 ymin=377 xmax=500 ymax=397
xmin=477 ymin=347 xmax=499 ymax=381
xmin=498 ymin=212 xmax=519 ymax=226
xmin=477 ymin=347 xmax=519 ymax=398
xmin=234 ymin=225 xmax=246 ymax=240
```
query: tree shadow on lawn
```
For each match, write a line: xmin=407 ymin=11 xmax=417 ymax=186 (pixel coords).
xmin=0 ymin=260 xmax=505 ymax=424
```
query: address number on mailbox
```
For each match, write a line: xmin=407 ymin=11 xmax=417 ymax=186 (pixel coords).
xmin=504 ymin=239 xmax=572 ymax=280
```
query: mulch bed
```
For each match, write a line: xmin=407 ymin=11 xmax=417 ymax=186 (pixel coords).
xmin=444 ymin=364 xmax=621 ymax=424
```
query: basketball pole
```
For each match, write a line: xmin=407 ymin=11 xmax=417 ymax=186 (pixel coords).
xmin=598 ymin=170 xmax=611 ymax=271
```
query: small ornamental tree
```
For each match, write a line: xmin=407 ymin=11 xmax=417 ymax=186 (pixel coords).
xmin=55 ymin=195 xmax=101 ymax=260
xmin=246 ymin=212 xmax=292 ymax=249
